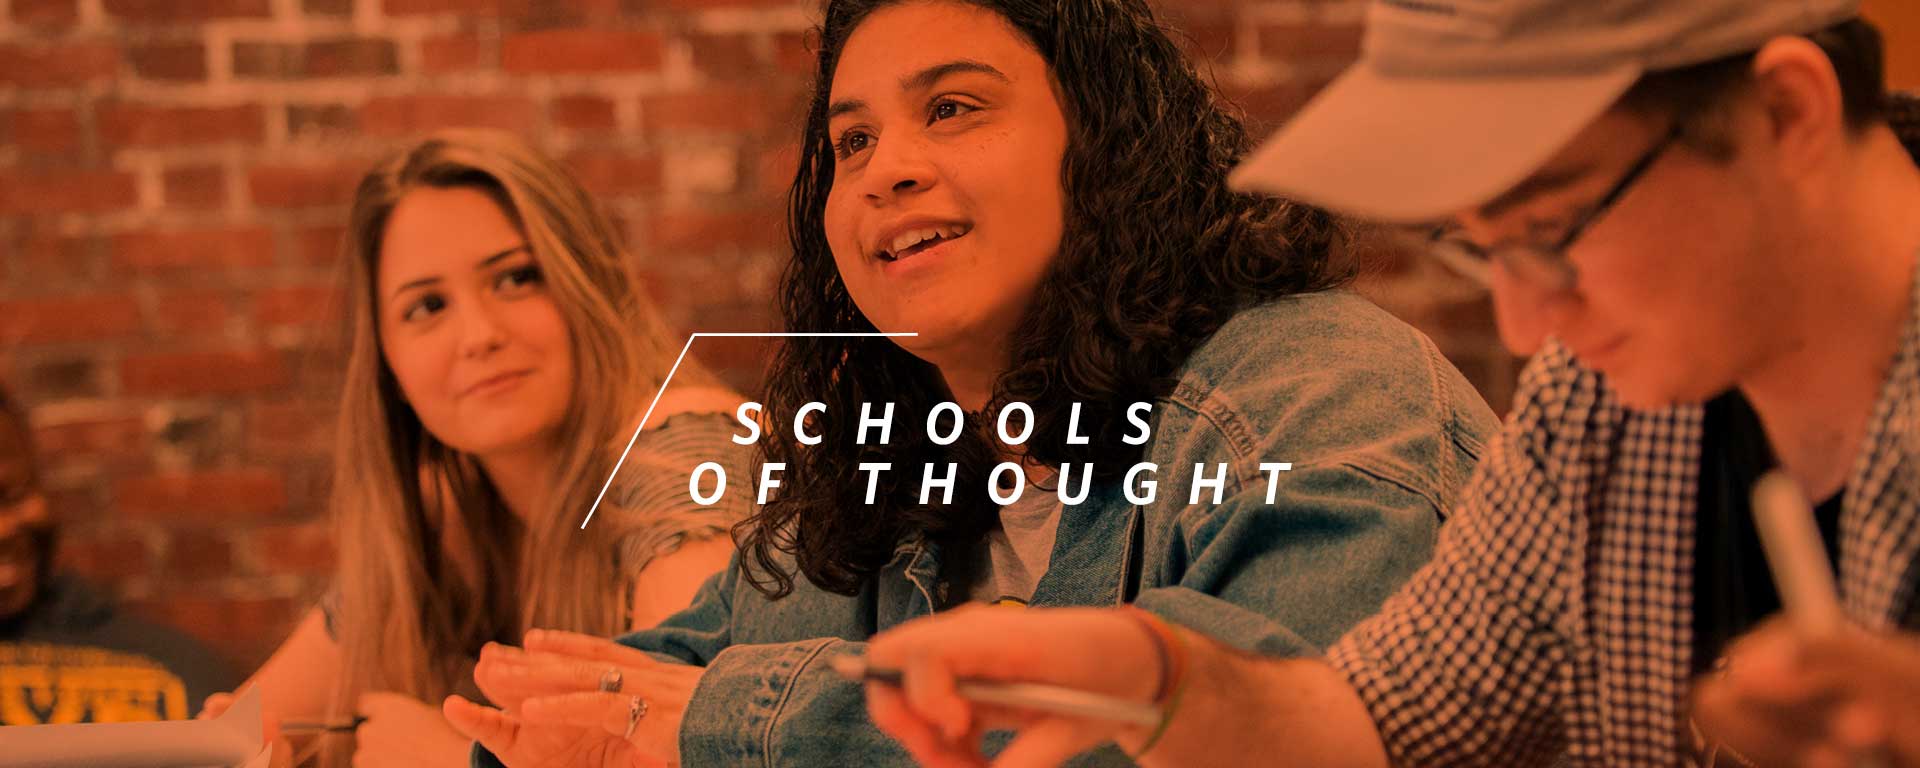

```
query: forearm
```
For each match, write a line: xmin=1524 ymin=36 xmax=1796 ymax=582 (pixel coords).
xmin=1123 ymin=631 xmax=1388 ymax=768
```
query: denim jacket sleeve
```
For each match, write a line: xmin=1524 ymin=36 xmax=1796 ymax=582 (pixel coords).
xmin=612 ymin=552 xmax=914 ymax=766
xmin=1134 ymin=292 xmax=1498 ymax=656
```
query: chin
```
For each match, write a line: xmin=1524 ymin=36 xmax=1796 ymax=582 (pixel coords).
xmin=1604 ymin=370 xmax=1725 ymax=411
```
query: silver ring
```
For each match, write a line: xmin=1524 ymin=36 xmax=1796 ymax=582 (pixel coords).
xmin=623 ymin=695 xmax=648 ymax=740
xmin=598 ymin=668 xmax=623 ymax=693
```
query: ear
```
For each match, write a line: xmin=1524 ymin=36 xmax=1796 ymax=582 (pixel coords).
xmin=1749 ymin=36 xmax=1849 ymax=178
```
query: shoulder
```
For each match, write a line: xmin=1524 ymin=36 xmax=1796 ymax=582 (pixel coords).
xmin=1150 ymin=290 xmax=1497 ymax=477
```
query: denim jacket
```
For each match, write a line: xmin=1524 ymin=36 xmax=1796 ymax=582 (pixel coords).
xmin=479 ymin=290 xmax=1497 ymax=766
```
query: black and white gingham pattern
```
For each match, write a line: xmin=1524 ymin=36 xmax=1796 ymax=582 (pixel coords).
xmin=1327 ymin=262 xmax=1920 ymax=766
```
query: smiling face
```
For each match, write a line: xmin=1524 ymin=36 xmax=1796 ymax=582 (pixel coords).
xmin=822 ymin=0 xmax=1070 ymax=378
xmin=376 ymin=185 xmax=576 ymax=459
xmin=1456 ymin=106 xmax=1785 ymax=409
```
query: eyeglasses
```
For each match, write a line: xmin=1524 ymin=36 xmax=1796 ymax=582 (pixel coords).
xmin=1425 ymin=123 xmax=1685 ymax=294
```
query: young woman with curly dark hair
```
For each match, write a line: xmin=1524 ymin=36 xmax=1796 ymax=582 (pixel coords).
xmin=446 ymin=1 xmax=1497 ymax=765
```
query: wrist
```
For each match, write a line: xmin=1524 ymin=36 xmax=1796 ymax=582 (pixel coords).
xmin=1114 ymin=606 xmax=1190 ymax=760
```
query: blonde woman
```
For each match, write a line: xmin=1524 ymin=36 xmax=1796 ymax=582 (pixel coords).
xmin=202 ymin=129 xmax=750 ymax=767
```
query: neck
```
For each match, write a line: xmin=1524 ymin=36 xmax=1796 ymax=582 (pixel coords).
xmin=1739 ymin=130 xmax=1920 ymax=500
xmin=477 ymin=442 xmax=555 ymax=522
xmin=938 ymin=360 xmax=998 ymax=415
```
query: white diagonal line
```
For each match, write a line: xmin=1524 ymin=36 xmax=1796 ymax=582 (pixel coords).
xmin=579 ymin=332 xmax=916 ymax=529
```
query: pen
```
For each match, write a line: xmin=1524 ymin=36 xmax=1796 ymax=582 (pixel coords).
xmin=1751 ymin=472 xmax=1845 ymax=637
xmin=279 ymin=715 xmax=366 ymax=735
xmin=831 ymin=654 xmax=1161 ymax=728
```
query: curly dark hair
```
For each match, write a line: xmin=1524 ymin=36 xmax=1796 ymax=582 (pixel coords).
xmin=737 ymin=0 xmax=1355 ymax=598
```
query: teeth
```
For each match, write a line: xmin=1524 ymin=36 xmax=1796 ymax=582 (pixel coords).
xmin=880 ymin=223 xmax=971 ymax=260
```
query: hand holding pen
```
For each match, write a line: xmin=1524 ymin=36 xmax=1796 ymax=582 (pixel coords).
xmin=1688 ymin=472 xmax=1920 ymax=767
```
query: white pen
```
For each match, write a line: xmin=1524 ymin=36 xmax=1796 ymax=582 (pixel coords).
xmin=831 ymin=654 xmax=1161 ymax=728
xmin=1751 ymin=472 xmax=1845 ymax=638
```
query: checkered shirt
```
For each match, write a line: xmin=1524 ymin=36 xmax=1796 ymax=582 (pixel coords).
xmin=1326 ymin=263 xmax=1920 ymax=766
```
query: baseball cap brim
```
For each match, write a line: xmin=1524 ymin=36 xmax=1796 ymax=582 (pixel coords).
xmin=1230 ymin=62 xmax=1642 ymax=223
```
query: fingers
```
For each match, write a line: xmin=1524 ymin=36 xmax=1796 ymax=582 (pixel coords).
xmin=903 ymin=651 xmax=971 ymax=743
xmin=442 ymin=695 xmax=520 ymax=755
xmin=989 ymin=717 xmax=1121 ymax=768
xmin=518 ymin=691 xmax=638 ymax=739
xmin=867 ymin=681 xmax=980 ymax=767
xmin=524 ymin=629 xmax=656 ymax=667
xmin=199 ymin=692 xmax=234 ymax=720
xmin=480 ymin=646 xmax=613 ymax=694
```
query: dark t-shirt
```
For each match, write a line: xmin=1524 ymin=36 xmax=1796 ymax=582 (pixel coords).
xmin=0 ymin=574 xmax=237 ymax=724
xmin=1692 ymin=391 xmax=1843 ymax=676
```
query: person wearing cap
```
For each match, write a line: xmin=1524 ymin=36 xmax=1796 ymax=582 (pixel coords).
xmin=856 ymin=2 xmax=1920 ymax=766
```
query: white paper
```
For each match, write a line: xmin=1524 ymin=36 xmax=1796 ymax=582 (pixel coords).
xmin=0 ymin=685 xmax=265 ymax=767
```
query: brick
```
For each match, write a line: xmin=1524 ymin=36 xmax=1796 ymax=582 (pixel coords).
xmin=122 ymin=350 xmax=289 ymax=396
xmin=0 ymin=170 xmax=138 ymax=215
xmin=0 ymin=42 xmax=118 ymax=88
xmin=303 ymin=0 xmax=353 ymax=15
xmin=247 ymin=401 xmax=333 ymax=455
xmin=254 ymin=284 xmax=337 ymax=329
xmin=128 ymin=41 xmax=208 ymax=81
xmin=233 ymin=39 xmax=399 ymax=79
xmin=16 ymin=357 xmax=106 ymax=400
xmin=246 ymin=520 xmax=334 ymax=574
xmin=55 ymin=530 xmax=153 ymax=582
xmin=689 ymin=33 xmax=760 ymax=80
xmin=161 ymin=165 xmax=227 ymax=210
xmin=113 ymin=227 xmax=275 ymax=271
xmin=151 ymin=290 xmax=232 ymax=334
xmin=642 ymin=84 xmax=796 ymax=136
xmin=754 ymin=144 xmax=799 ymax=197
xmin=382 ymin=0 xmax=510 ymax=14
xmin=0 ymin=295 xmax=141 ymax=343
xmin=126 ymin=594 xmax=299 ymax=668
xmin=286 ymin=103 xmax=357 ymax=138
xmin=295 ymin=225 xmax=347 ymax=266
xmin=550 ymin=94 xmax=616 ymax=133
xmin=98 ymin=103 xmax=264 ymax=148
xmin=634 ymin=0 xmax=792 ymax=9
xmin=33 ymin=416 xmax=147 ymax=459
xmin=359 ymin=94 xmax=537 ymax=136
xmin=420 ymin=34 xmax=483 ymax=73
xmin=772 ymin=31 xmax=819 ymax=76
xmin=564 ymin=149 xmax=660 ymax=197
xmin=10 ymin=107 xmax=81 ymax=155
xmin=161 ymin=529 xmax=234 ymax=580
xmin=12 ymin=0 xmax=80 ymax=28
xmin=645 ymin=209 xmax=779 ymax=253
xmin=102 ymin=0 xmax=270 ymax=22
xmin=117 ymin=469 xmax=287 ymax=517
xmin=307 ymin=38 xmax=399 ymax=77
xmin=249 ymin=163 xmax=364 ymax=209
xmin=501 ymin=29 xmax=662 ymax=74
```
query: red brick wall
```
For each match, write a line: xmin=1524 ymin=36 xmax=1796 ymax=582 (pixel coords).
xmin=0 ymin=0 xmax=1511 ymax=669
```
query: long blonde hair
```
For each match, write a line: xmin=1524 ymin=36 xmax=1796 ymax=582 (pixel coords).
xmin=328 ymin=129 xmax=714 ymax=709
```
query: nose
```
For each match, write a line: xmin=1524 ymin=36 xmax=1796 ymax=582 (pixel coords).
xmin=455 ymin=301 xmax=506 ymax=360
xmin=860 ymin=133 xmax=936 ymax=205
xmin=1449 ymin=210 xmax=1581 ymax=357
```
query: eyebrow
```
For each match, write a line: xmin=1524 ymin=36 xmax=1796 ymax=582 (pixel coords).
xmin=1474 ymin=162 xmax=1596 ymax=220
xmin=388 ymin=244 xmax=530 ymax=299
xmin=826 ymin=59 xmax=1011 ymax=121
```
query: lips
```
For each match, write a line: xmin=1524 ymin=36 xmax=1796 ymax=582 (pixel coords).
xmin=871 ymin=220 xmax=972 ymax=263
xmin=460 ymin=369 xmax=531 ymax=399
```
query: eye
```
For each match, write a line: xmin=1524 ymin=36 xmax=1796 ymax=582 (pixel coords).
xmin=495 ymin=265 xmax=544 ymax=295
xmin=927 ymin=98 xmax=978 ymax=124
xmin=401 ymin=293 xmax=446 ymax=323
xmin=834 ymin=129 xmax=873 ymax=160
